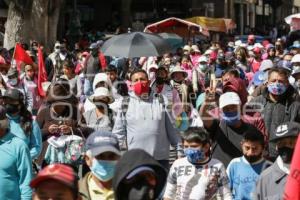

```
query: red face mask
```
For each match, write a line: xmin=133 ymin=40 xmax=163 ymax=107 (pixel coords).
xmin=133 ymin=81 xmax=150 ymax=96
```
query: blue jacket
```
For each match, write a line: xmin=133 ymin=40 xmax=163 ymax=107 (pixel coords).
xmin=0 ymin=132 xmax=33 ymax=200
xmin=8 ymin=115 xmax=42 ymax=160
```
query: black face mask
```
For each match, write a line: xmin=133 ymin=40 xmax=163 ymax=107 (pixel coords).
xmin=278 ymin=147 xmax=294 ymax=163
xmin=124 ymin=177 xmax=155 ymax=200
xmin=244 ymin=154 xmax=262 ymax=163
xmin=5 ymin=104 xmax=20 ymax=115
xmin=156 ymin=77 xmax=166 ymax=85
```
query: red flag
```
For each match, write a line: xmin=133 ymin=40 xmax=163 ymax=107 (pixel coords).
xmin=284 ymin=135 xmax=300 ymax=199
xmin=98 ymin=52 xmax=107 ymax=70
xmin=37 ymin=47 xmax=47 ymax=97
xmin=13 ymin=43 xmax=33 ymax=65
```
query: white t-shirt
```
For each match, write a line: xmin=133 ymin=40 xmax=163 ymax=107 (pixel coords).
xmin=164 ymin=157 xmax=232 ymax=200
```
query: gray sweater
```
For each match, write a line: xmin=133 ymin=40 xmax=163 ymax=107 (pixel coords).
xmin=112 ymin=93 xmax=181 ymax=160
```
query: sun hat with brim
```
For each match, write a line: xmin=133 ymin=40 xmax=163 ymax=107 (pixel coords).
xmin=191 ymin=45 xmax=200 ymax=53
xmin=270 ymin=122 xmax=300 ymax=142
xmin=30 ymin=164 xmax=77 ymax=189
xmin=183 ymin=45 xmax=191 ymax=51
xmin=169 ymin=65 xmax=188 ymax=79
xmin=219 ymin=92 xmax=241 ymax=109
xmin=85 ymin=131 xmax=120 ymax=157
xmin=88 ymin=87 xmax=114 ymax=104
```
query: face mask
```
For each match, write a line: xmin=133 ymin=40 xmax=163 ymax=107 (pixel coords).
xmin=278 ymin=147 xmax=294 ymax=163
xmin=156 ymin=77 xmax=166 ymax=85
xmin=8 ymin=78 xmax=18 ymax=86
xmin=5 ymin=104 xmax=20 ymax=115
xmin=199 ymin=64 xmax=208 ymax=72
xmin=126 ymin=178 xmax=155 ymax=200
xmin=244 ymin=154 xmax=262 ymax=163
xmin=184 ymin=148 xmax=206 ymax=164
xmin=267 ymin=82 xmax=287 ymax=95
xmin=90 ymin=159 xmax=117 ymax=182
xmin=133 ymin=81 xmax=150 ymax=96
xmin=222 ymin=111 xmax=240 ymax=126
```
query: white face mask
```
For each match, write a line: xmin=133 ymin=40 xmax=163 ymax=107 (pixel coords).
xmin=8 ymin=78 xmax=18 ymax=86
xmin=198 ymin=64 xmax=208 ymax=72
xmin=54 ymin=48 xmax=60 ymax=53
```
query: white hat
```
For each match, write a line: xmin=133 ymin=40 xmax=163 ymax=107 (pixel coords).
xmin=259 ymin=59 xmax=274 ymax=71
xmin=219 ymin=92 xmax=241 ymax=109
xmin=88 ymin=87 xmax=114 ymax=104
xmin=291 ymin=54 xmax=300 ymax=63
xmin=228 ymin=41 xmax=235 ymax=48
xmin=191 ymin=45 xmax=200 ymax=52
xmin=169 ymin=65 xmax=188 ymax=78
xmin=198 ymin=56 xmax=208 ymax=63
xmin=183 ymin=45 xmax=191 ymax=51
xmin=92 ymin=73 xmax=112 ymax=91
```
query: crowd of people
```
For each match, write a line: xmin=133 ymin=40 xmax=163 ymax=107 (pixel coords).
xmin=0 ymin=33 xmax=300 ymax=200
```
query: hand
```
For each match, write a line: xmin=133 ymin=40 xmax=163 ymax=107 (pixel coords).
xmin=48 ymin=124 xmax=59 ymax=134
xmin=59 ymin=125 xmax=72 ymax=135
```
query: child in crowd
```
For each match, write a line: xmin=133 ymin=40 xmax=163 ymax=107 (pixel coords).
xmin=164 ymin=127 xmax=232 ymax=200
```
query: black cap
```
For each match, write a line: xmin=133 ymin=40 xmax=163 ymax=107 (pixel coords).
xmin=270 ymin=122 xmax=300 ymax=142
xmin=3 ymin=89 xmax=24 ymax=101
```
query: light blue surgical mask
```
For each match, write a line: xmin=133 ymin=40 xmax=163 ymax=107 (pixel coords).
xmin=8 ymin=78 xmax=18 ymax=86
xmin=91 ymin=159 xmax=117 ymax=182
xmin=222 ymin=111 xmax=240 ymax=126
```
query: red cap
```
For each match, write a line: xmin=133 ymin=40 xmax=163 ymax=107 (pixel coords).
xmin=30 ymin=164 xmax=76 ymax=188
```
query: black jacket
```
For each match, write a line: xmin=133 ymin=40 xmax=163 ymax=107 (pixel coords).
xmin=249 ymin=86 xmax=300 ymax=158
xmin=112 ymin=149 xmax=167 ymax=200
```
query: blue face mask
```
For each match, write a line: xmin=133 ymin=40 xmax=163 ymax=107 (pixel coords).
xmin=91 ymin=159 xmax=117 ymax=182
xmin=222 ymin=111 xmax=240 ymax=126
xmin=267 ymin=82 xmax=287 ymax=95
xmin=184 ymin=148 xmax=206 ymax=164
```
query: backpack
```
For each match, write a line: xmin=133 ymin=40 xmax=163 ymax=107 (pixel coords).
xmin=64 ymin=137 xmax=85 ymax=166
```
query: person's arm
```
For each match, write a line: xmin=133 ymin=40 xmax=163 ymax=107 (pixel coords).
xmin=226 ymin=161 xmax=234 ymax=192
xmin=199 ymin=89 xmax=217 ymax=130
xmin=218 ymin=164 xmax=233 ymax=200
xmin=36 ymin=107 xmax=50 ymax=141
xmin=17 ymin=142 xmax=33 ymax=200
xmin=29 ymin=121 xmax=43 ymax=160
xmin=112 ymin=109 xmax=127 ymax=149
xmin=163 ymin=162 xmax=177 ymax=200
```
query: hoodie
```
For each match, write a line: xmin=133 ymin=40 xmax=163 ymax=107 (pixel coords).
xmin=112 ymin=92 xmax=181 ymax=160
xmin=223 ymin=77 xmax=249 ymax=106
xmin=112 ymin=149 xmax=167 ymax=200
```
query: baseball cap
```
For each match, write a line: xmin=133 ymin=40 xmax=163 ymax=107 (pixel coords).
xmin=30 ymin=164 xmax=77 ymax=189
xmin=85 ymin=131 xmax=120 ymax=157
xmin=259 ymin=59 xmax=274 ymax=71
xmin=219 ymin=92 xmax=241 ymax=109
xmin=270 ymin=122 xmax=300 ymax=142
xmin=3 ymin=88 xmax=23 ymax=101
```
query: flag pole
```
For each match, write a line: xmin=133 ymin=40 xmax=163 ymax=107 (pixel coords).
xmin=11 ymin=42 xmax=18 ymax=69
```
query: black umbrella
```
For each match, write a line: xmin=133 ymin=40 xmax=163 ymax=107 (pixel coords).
xmin=101 ymin=32 xmax=172 ymax=58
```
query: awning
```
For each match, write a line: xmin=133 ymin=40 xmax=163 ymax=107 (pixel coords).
xmin=143 ymin=17 xmax=210 ymax=38
xmin=185 ymin=16 xmax=236 ymax=33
